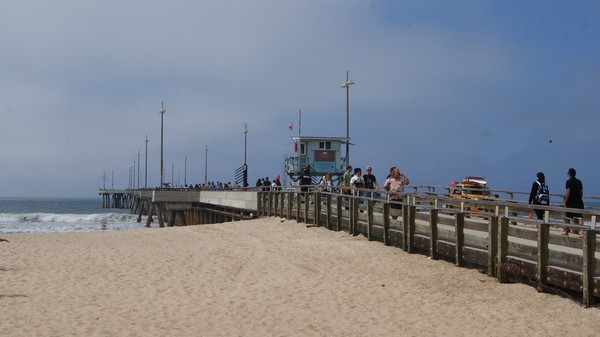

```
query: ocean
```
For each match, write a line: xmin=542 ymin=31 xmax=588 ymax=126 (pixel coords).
xmin=0 ymin=197 xmax=143 ymax=234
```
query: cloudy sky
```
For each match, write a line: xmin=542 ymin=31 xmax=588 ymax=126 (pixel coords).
xmin=1 ymin=0 xmax=599 ymax=198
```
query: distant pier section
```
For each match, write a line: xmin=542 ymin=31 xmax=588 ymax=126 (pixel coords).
xmin=100 ymin=189 xmax=133 ymax=208
xmin=99 ymin=188 xmax=258 ymax=227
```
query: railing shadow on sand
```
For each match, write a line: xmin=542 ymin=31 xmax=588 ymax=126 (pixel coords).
xmin=257 ymin=186 xmax=600 ymax=308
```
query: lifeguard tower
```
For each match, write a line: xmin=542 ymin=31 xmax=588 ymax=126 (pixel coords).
xmin=284 ymin=135 xmax=347 ymax=184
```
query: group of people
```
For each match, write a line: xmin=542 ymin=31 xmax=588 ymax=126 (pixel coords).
xmin=256 ymin=176 xmax=283 ymax=191
xmin=292 ymin=165 xmax=586 ymax=235
xmin=325 ymin=165 xmax=411 ymax=205
xmin=528 ymin=167 xmax=585 ymax=237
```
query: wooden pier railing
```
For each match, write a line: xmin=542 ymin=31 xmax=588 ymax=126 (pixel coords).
xmin=257 ymin=187 xmax=600 ymax=308
xmin=99 ymin=185 xmax=600 ymax=307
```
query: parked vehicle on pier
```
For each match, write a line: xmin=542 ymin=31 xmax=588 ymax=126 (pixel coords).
xmin=449 ymin=176 xmax=498 ymax=212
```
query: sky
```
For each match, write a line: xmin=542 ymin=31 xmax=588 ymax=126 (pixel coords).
xmin=1 ymin=0 xmax=599 ymax=198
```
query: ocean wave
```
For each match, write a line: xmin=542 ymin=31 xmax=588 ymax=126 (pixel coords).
xmin=0 ymin=212 xmax=138 ymax=224
xmin=0 ymin=212 xmax=145 ymax=234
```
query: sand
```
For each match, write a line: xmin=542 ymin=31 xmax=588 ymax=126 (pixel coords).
xmin=1 ymin=217 xmax=599 ymax=336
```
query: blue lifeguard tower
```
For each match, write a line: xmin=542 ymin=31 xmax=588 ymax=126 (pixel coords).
xmin=284 ymin=135 xmax=347 ymax=184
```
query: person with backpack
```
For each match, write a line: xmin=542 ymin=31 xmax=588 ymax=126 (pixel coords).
xmin=529 ymin=172 xmax=550 ymax=220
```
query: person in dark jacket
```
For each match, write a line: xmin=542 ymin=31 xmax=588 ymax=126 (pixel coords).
xmin=563 ymin=168 xmax=584 ymax=237
xmin=295 ymin=167 xmax=312 ymax=194
xmin=528 ymin=172 xmax=549 ymax=220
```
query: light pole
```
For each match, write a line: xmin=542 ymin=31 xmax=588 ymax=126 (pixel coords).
xmin=144 ymin=134 xmax=148 ymax=188
xmin=204 ymin=145 xmax=208 ymax=186
xmin=159 ymin=102 xmax=166 ymax=188
xmin=243 ymin=123 xmax=249 ymax=187
xmin=137 ymin=149 xmax=140 ymax=188
xmin=340 ymin=71 xmax=355 ymax=168
xmin=184 ymin=155 xmax=187 ymax=186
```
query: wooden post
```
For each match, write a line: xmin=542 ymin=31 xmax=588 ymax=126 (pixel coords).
xmin=157 ymin=203 xmax=165 ymax=228
xmin=264 ymin=192 xmax=269 ymax=217
xmin=429 ymin=209 xmax=438 ymax=260
xmin=256 ymin=192 xmax=262 ymax=217
xmin=287 ymin=191 xmax=293 ymax=220
xmin=582 ymin=229 xmax=597 ymax=307
xmin=167 ymin=210 xmax=176 ymax=227
xmin=383 ymin=203 xmax=390 ymax=246
xmin=497 ymin=217 xmax=509 ymax=283
xmin=352 ymin=197 xmax=359 ymax=236
xmin=135 ymin=199 xmax=142 ymax=223
xmin=455 ymin=212 xmax=465 ymax=267
xmin=279 ymin=192 xmax=285 ymax=217
xmin=326 ymin=194 xmax=332 ymax=230
xmin=295 ymin=192 xmax=301 ymax=222
xmin=315 ymin=192 xmax=322 ymax=227
xmin=404 ymin=205 xmax=416 ymax=253
xmin=402 ymin=205 xmax=409 ymax=252
xmin=537 ymin=223 xmax=550 ymax=292
xmin=304 ymin=192 xmax=310 ymax=224
xmin=145 ymin=202 xmax=154 ymax=228
xmin=336 ymin=195 xmax=342 ymax=232
xmin=367 ymin=200 xmax=374 ymax=241
xmin=487 ymin=216 xmax=499 ymax=277
xmin=347 ymin=195 xmax=353 ymax=235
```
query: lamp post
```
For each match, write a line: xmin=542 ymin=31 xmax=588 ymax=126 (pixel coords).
xmin=144 ymin=135 xmax=148 ymax=188
xmin=184 ymin=155 xmax=187 ymax=186
xmin=243 ymin=123 xmax=249 ymax=188
xmin=159 ymin=102 xmax=166 ymax=188
xmin=340 ymin=71 xmax=355 ymax=168
xmin=137 ymin=149 xmax=141 ymax=188
xmin=204 ymin=145 xmax=208 ymax=186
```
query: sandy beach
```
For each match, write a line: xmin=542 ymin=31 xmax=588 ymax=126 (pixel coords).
xmin=1 ymin=218 xmax=599 ymax=336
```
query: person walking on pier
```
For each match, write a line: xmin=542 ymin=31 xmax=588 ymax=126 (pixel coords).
xmin=255 ymin=178 xmax=263 ymax=190
xmin=384 ymin=167 xmax=410 ymax=219
xmin=295 ymin=167 xmax=312 ymax=194
xmin=341 ymin=166 xmax=353 ymax=209
xmin=319 ymin=173 xmax=333 ymax=192
xmin=341 ymin=166 xmax=352 ymax=195
xmin=350 ymin=167 xmax=365 ymax=197
xmin=562 ymin=168 xmax=584 ymax=237
xmin=363 ymin=165 xmax=379 ymax=199
xmin=528 ymin=172 xmax=550 ymax=220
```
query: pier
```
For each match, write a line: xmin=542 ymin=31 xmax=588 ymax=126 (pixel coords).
xmin=100 ymin=188 xmax=257 ymax=227
xmin=100 ymin=186 xmax=600 ymax=307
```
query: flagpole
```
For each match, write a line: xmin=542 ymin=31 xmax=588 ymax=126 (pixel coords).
xmin=298 ymin=108 xmax=301 ymax=140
